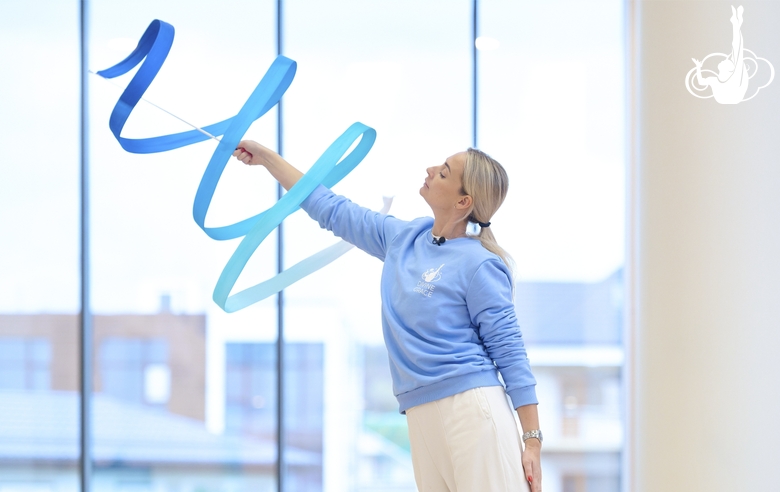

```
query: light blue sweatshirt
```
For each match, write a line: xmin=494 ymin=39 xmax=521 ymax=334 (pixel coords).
xmin=301 ymin=185 xmax=538 ymax=414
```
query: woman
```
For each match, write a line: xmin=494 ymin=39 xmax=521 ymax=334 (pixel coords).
xmin=233 ymin=142 xmax=543 ymax=492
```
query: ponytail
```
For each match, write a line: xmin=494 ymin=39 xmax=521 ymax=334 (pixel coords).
xmin=461 ymin=148 xmax=516 ymax=282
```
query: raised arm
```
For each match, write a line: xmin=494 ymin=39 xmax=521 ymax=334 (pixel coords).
xmin=233 ymin=140 xmax=408 ymax=261
xmin=233 ymin=140 xmax=302 ymax=191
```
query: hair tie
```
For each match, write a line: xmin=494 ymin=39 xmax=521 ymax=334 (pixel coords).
xmin=478 ymin=221 xmax=491 ymax=228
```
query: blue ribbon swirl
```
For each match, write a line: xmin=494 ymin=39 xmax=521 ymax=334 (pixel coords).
xmin=97 ymin=19 xmax=377 ymax=312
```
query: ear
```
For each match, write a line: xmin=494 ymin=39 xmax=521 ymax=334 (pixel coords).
xmin=455 ymin=194 xmax=473 ymax=210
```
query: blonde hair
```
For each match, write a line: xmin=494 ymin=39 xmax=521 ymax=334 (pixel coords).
xmin=460 ymin=147 xmax=516 ymax=279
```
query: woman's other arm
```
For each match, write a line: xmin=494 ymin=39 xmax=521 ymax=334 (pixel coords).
xmin=466 ymin=259 xmax=542 ymax=490
xmin=517 ymin=403 xmax=542 ymax=492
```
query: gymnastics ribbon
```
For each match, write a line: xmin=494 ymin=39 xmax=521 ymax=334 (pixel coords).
xmin=97 ymin=19 xmax=379 ymax=312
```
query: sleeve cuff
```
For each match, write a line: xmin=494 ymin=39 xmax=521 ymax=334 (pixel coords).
xmin=507 ymin=385 xmax=538 ymax=409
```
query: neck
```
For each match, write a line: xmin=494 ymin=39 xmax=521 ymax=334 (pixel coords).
xmin=431 ymin=217 xmax=468 ymax=239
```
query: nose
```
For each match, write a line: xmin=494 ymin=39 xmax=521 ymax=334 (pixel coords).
xmin=426 ymin=167 xmax=433 ymax=177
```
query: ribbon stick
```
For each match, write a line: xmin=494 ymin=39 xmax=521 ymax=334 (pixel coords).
xmin=97 ymin=19 xmax=380 ymax=312
xmin=89 ymin=69 xmax=223 ymax=143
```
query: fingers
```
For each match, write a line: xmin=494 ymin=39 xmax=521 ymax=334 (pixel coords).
xmin=232 ymin=147 xmax=255 ymax=165
xmin=534 ymin=465 xmax=542 ymax=492
xmin=523 ymin=456 xmax=542 ymax=492
xmin=534 ymin=461 xmax=542 ymax=492
xmin=522 ymin=457 xmax=533 ymax=488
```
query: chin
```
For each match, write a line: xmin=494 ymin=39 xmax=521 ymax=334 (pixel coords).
xmin=420 ymin=193 xmax=431 ymax=207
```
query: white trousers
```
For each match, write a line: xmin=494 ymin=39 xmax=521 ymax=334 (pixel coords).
xmin=405 ymin=386 xmax=530 ymax=492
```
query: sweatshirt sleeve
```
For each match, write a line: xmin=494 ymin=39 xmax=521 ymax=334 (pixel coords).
xmin=299 ymin=184 xmax=409 ymax=261
xmin=466 ymin=259 xmax=538 ymax=409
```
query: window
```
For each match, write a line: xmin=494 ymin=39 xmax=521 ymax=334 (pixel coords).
xmin=479 ymin=0 xmax=626 ymax=489
xmin=225 ymin=343 xmax=277 ymax=437
xmin=226 ymin=342 xmax=324 ymax=490
xmin=0 ymin=338 xmax=52 ymax=391
xmin=282 ymin=1 xmax=471 ymax=490
xmin=0 ymin=0 xmax=80 ymax=486
xmin=89 ymin=2 xmax=278 ymax=489
xmin=1 ymin=2 xmax=626 ymax=490
xmin=99 ymin=337 xmax=169 ymax=406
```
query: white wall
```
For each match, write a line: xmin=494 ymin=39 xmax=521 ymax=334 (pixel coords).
xmin=627 ymin=1 xmax=780 ymax=490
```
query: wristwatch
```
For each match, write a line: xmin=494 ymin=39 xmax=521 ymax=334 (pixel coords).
xmin=522 ymin=429 xmax=543 ymax=443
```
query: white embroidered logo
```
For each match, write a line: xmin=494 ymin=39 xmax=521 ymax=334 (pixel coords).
xmin=415 ymin=264 xmax=444 ymax=298
xmin=422 ymin=264 xmax=444 ymax=283
xmin=685 ymin=5 xmax=774 ymax=104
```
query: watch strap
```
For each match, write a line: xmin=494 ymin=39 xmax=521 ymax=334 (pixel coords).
xmin=522 ymin=429 xmax=543 ymax=443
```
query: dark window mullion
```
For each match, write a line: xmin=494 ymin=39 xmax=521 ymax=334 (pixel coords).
xmin=79 ymin=0 xmax=93 ymax=490
xmin=276 ymin=1 xmax=285 ymax=491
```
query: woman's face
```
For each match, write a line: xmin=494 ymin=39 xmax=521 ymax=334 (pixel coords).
xmin=420 ymin=151 xmax=470 ymax=212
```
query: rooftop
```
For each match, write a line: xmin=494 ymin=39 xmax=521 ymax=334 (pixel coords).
xmin=0 ymin=390 xmax=318 ymax=467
